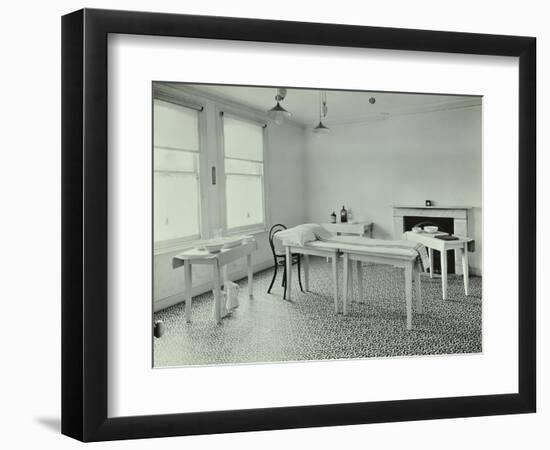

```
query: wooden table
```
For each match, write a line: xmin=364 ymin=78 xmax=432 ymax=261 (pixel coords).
xmin=322 ymin=222 xmax=373 ymax=237
xmin=404 ymin=231 xmax=473 ymax=300
xmin=172 ymin=239 xmax=258 ymax=324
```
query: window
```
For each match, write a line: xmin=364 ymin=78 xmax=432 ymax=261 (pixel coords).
xmin=153 ymin=99 xmax=201 ymax=246
xmin=222 ymin=116 xmax=266 ymax=232
xmin=153 ymin=90 xmax=269 ymax=250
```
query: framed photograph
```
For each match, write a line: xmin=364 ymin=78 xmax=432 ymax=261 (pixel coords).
xmin=62 ymin=8 xmax=536 ymax=442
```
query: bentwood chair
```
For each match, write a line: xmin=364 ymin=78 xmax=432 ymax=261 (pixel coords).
xmin=267 ymin=224 xmax=304 ymax=298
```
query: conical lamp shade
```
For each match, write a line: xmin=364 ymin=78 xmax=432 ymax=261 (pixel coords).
xmin=313 ymin=121 xmax=330 ymax=134
xmin=268 ymin=102 xmax=291 ymax=124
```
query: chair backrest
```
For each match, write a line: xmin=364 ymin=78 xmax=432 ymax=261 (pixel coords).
xmin=268 ymin=224 xmax=287 ymax=257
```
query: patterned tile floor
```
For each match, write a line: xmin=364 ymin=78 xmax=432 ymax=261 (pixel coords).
xmin=154 ymin=257 xmax=482 ymax=367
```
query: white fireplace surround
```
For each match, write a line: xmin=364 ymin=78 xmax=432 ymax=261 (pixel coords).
xmin=393 ymin=206 xmax=470 ymax=275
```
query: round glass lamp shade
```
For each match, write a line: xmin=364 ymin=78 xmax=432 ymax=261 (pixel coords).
xmin=268 ymin=102 xmax=291 ymax=124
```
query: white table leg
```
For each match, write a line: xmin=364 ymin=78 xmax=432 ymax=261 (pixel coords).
xmin=303 ymin=255 xmax=310 ymax=291
xmin=222 ymin=265 xmax=228 ymax=286
xmin=441 ymin=250 xmax=448 ymax=300
xmin=213 ymin=262 xmax=222 ymax=324
xmin=184 ymin=262 xmax=192 ymax=323
xmin=220 ymin=265 xmax=229 ymax=318
xmin=247 ymin=253 xmax=253 ymax=298
xmin=415 ymin=264 xmax=423 ymax=314
xmin=461 ymin=244 xmax=470 ymax=296
xmin=428 ymin=247 xmax=434 ymax=278
xmin=343 ymin=253 xmax=349 ymax=315
xmin=349 ymin=258 xmax=354 ymax=305
xmin=285 ymin=246 xmax=292 ymax=301
xmin=352 ymin=260 xmax=357 ymax=303
xmin=332 ymin=253 xmax=339 ymax=314
xmin=405 ymin=263 xmax=413 ymax=330
xmin=356 ymin=260 xmax=364 ymax=303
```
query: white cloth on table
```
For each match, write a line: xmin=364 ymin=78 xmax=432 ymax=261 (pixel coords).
xmin=321 ymin=235 xmax=428 ymax=269
xmin=276 ymin=224 xmax=427 ymax=269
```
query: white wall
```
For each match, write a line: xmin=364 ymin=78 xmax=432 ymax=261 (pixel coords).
xmin=304 ymin=105 xmax=483 ymax=273
xmin=153 ymin=95 xmax=306 ymax=310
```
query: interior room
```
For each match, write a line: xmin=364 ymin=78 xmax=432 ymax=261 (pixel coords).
xmin=152 ymin=82 xmax=482 ymax=367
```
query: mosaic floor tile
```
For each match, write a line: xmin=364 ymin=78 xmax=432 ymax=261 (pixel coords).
xmin=154 ymin=258 xmax=482 ymax=367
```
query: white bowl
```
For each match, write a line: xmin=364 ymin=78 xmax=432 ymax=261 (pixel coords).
xmin=204 ymin=241 xmax=225 ymax=253
xmin=411 ymin=226 xmax=422 ymax=233
xmin=424 ymin=226 xmax=439 ymax=233
xmin=223 ymin=237 xmax=243 ymax=249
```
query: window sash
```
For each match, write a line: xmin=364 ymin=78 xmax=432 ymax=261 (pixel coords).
xmin=222 ymin=115 xmax=265 ymax=162
xmin=153 ymin=99 xmax=200 ymax=151
xmin=221 ymin=115 xmax=266 ymax=232
xmin=224 ymin=158 xmax=263 ymax=176
xmin=154 ymin=171 xmax=201 ymax=244
xmin=153 ymin=97 xmax=203 ymax=247
xmin=224 ymin=173 xmax=265 ymax=231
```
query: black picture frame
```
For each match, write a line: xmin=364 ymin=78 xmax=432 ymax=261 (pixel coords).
xmin=61 ymin=8 xmax=536 ymax=442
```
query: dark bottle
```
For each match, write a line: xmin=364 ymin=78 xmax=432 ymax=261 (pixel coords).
xmin=330 ymin=211 xmax=337 ymax=223
xmin=340 ymin=205 xmax=348 ymax=223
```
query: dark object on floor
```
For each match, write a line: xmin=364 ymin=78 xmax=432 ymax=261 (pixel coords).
xmin=435 ymin=235 xmax=460 ymax=241
xmin=267 ymin=224 xmax=304 ymax=297
xmin=153 ymin=320 xmax=165 ymax=338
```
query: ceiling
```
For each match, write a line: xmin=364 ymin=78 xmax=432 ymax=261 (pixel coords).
xmin=175 ymin=83 xmax=481 ymax=127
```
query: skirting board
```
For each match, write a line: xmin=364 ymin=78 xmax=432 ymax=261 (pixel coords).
xmin=154 ymin=257 xmax=274 ymax=312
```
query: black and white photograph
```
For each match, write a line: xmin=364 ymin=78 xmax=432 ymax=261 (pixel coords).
xmin=1 ymin=0 xmax=544 ymax=448
xmin=152 ymin=82 xmax=482 ymax=368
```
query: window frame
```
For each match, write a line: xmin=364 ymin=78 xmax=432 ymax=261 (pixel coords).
xmin=217 ymin=108 xmax=270 ymax=236
xmin=152 ymin=91 xmax=207 ymax=253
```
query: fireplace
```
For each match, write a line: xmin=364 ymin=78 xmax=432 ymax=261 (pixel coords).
xmin=403 ymin=215 xmax=455 ymax=274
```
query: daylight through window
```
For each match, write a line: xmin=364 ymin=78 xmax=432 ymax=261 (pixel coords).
xmin=153 ymin=99 xmax=201 ymax=244
xmin=222 ymin=116 xmax=265 ymax=231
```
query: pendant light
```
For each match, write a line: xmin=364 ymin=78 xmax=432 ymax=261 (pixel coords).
xmin=313 ymin=91 xmax=330 ymax=134
xmin=267 ymin=88 xmax=291 ymax=124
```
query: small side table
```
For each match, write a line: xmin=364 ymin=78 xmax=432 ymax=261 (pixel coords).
xmin=404 ymin=231 xmax=473 ymax=300
xmin=172 ymin=239 xmax=258 ymax=324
